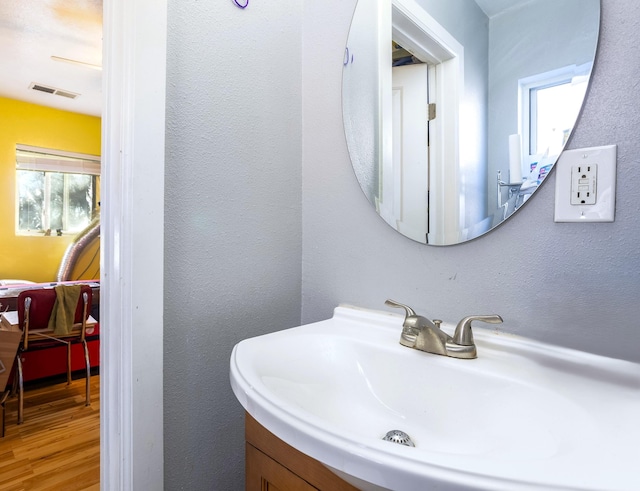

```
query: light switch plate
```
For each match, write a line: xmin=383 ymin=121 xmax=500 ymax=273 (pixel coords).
xmin=554 ymin=145 xmax=617 ymax=222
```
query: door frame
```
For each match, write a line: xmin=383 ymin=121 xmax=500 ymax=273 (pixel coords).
xmin=101 ymin=0 xmax=167 ymax=489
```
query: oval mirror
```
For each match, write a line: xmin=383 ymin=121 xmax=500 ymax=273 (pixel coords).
xmin=342 ymin=0 xmax=600 ymax=245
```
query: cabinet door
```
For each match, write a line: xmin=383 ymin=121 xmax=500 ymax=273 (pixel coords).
xmin=246 ymin=443 xmax=318 ymax=491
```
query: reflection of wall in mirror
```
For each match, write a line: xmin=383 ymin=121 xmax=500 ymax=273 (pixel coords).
xmin=343 ymin=1 xmax=382 ymax=209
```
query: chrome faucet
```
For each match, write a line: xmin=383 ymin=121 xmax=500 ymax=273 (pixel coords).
xmin=385 ymin=299 xmax=503 ymax=359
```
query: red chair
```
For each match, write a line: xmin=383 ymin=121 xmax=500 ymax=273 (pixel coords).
xmin=15 ymin=285 xmax=93 ymax=424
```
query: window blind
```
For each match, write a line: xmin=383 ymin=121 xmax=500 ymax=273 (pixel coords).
xmin=16 ymin=144 xmax=101 ymax=176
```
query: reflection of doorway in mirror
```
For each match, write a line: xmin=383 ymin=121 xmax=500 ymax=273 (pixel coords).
xmin=389 ymin=1 xmax=464 ymax=244
xmin=391 ymin=63 xmax=430 ymax=243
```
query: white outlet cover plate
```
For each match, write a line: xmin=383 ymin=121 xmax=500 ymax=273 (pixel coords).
xmin=554 ymin=145 xmax=617 ymax=222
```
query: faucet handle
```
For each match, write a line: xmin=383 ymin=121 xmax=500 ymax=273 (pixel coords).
xmin=385 ymin=299 xmax=422 ymax=347
xmin=453 ymin=315 xmax=503 ymax=346
xmin=384 ymin=299 xmax=417 ymax=317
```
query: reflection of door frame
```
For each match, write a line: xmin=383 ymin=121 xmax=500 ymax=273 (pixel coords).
xmin=390 ymin=0 xmax=463 ymax=245
xmin=102 ymin=0 xmax=167 ymax=488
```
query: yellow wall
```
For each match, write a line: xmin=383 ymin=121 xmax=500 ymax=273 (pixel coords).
xmin=0 ymin=97 xmax=101 ymax=283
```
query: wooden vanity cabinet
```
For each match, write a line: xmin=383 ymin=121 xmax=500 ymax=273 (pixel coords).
xmin=245 ymin=413 xmax=361 ymax=491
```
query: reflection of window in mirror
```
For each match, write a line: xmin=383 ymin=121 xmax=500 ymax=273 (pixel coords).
xmin=16 ymin=145 xmax=101 ymax=235
xmin=519 ymin=64 xmax=591 ymax=175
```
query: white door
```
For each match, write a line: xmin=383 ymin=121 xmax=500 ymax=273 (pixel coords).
xmin=391 ymin=63 xmax=430 ymax=243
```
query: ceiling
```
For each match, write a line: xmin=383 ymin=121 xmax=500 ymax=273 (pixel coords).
xmin=474 ymin=0 xmax=533 ymax=18
xmin=0 ymin=0 xmax=102 ymax=117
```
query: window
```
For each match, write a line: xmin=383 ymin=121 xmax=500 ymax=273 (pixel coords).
xmin=519 ymin=64 xmax=591 ymax=171
xmin=16 ymin=145 xmax=101 ymax=235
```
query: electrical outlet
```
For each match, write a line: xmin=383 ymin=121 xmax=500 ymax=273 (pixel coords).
xmin=554 ymin=145 xmax=617 ymax=222
xmin=570 ymin=164 xmax=597 ymax=205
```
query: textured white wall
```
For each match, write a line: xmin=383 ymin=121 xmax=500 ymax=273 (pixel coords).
xmin=302 ymin=0 xmax=640 ymax=363
xmin=164 ymin=1 xmax=302 ymax=488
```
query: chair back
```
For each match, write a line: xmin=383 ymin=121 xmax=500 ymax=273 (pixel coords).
xmin=17 ymin=285 xmax=93 ymax=349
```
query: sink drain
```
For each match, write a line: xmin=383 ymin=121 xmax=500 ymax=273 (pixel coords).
xmin=382 ymin=430 xmax=415 ymax=447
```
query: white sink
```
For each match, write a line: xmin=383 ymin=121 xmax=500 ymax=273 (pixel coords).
xmin=230 ymin=305 xmax=640 ymax=491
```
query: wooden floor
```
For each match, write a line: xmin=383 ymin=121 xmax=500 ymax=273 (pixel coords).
xmin=0 ymin=375 xmax=100 ymax=491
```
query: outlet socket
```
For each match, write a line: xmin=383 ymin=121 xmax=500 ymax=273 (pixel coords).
xmin=554 ymin=145 xmax=616 ymax=222
xmin=570 ymin=163 xmax=597 ymax=205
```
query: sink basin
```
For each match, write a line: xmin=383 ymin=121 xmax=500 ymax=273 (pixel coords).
xmin=230 ymin=305 xmax=640 ymax=491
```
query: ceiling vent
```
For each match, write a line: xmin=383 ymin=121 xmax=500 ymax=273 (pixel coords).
xmin=29 ymin=83 xmax=79 ymax=100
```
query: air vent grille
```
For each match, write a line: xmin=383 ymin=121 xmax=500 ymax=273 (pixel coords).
xmin=55 ymin=90 xmax=78 ymax=99
xmin=31 ymin=84 xmax=55 ymax=94
xmin=29 ymin=83 xmax=79 ymax=99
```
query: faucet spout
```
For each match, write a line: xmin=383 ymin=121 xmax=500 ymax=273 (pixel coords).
xmin=414 ymin=320 xmax=450 ymax=356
